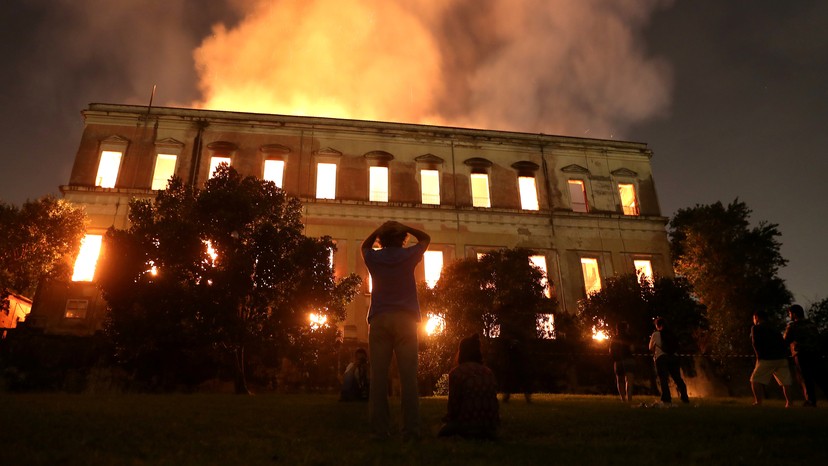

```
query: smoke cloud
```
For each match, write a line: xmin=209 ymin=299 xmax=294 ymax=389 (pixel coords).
xmin=193 ymin=0 xmax=674 ymax=138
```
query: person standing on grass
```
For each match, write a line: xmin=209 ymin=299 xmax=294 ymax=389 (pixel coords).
xmin=649 ymin=317 xmax=689 ymax=405
xmin=362 ymin=220 xmax=430 ymax=440
xmin=610 ymin=321 xmax=636 ymax=402
xmin=783 ymin=304 xmax=827 ymax=407
xmin=438 ymin=333 xmax=499 ymax=439
xmin=750 ymin=310 xmax=793 ymax=407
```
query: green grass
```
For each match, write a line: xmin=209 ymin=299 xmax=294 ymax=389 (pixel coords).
xmin=2 ymin=393 xmax=826 ymax=465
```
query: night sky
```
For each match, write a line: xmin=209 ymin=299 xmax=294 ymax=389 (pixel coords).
xmin=1 ymin=1 xmax=825 ymax=305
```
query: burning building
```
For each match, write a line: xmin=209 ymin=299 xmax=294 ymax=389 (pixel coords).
xmin=26 ymin=103 xmax=671 ymax=342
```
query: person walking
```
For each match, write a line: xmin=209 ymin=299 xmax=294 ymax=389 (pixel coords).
xmin=361 ymin=220 xmax=430 ymax=440
xmin=783 ymin=304 xmax=827 ymax=407
xmin=750 ymin=310 xmax=792 ymax=407
xmin=648 ymin=317 xmax=689 ymax=405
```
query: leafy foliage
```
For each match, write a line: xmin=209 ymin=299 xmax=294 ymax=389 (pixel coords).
xmin=97 ymin=166 xmax=360 ymax=391
xmin=578 ymin=274 xmax=706 ymax=353
xmin=0 ymin=196 xmax=86 ymax=309
xmin=418 ymin=248 xmax=557 ymax=390
xmin=669 ymin=199 xmax=791 ymax=357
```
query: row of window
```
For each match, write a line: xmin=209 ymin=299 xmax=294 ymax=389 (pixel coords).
xmin=70 ymin=232 xmax=653 ymax=307
xmin=94 ymin=150 xmax=639 ymax=214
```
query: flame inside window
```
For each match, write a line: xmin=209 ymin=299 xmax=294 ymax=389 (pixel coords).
xmin=634 ymin=259 xmax=653 ymax=283
xmin=618 ymin=183 xmax=639 ymax=216
xmin=568 ymin=179 xmax=588 ymax=212
xmin=209 ymin=157 xmax=231 ymax=178
xmin=424 ymin=313 xmax=446 ymax=336
xmin=369 ymin=166 xmax=389 ymax=202
xmin=592 ymin=324 xmax=609 ymax=342
xmin=151 ymin=154 xmax=177 ymax=190
xmin=518 ymin=176 xmax=539 ymax=210
xmin=316 ymin=163 xmax=337 ymax=199
xmin=470 ymin=173 xmax=491 ymax=208
xmin=309 ymin=312 xmax=328 ymax=330
xmin=423 ymin=250 xmax=444 ymax=288
xmin=536 ymin=313 xmax=555 ymax=339
xmin=529 ymin=255 xmax=550 ymax=298
xmin=580 ymin=257 xmax=602 ymax=295
xmin=263 ymin=159 xmax=285 ymax=188
xmin=95 ymin=150 xmax=122 ymax=188
xmin=420 ymin=169 xmax=440 ymax=205
xmin=72 ymin=234 xmax=103 ymax=282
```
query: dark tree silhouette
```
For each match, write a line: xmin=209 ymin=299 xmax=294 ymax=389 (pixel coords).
xmin=98 ymin=166 xmax=360 ymax=392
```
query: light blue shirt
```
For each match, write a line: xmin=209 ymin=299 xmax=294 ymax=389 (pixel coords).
xmin=362 ymin=243 xmax=427 ymax=323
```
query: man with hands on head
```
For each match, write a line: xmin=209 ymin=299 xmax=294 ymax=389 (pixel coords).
xmin=361 ymin=220 xmax=430 ymax=440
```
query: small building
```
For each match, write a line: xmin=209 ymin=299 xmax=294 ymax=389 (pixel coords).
xmin=28 ymin=103 xmax=672 ymax=342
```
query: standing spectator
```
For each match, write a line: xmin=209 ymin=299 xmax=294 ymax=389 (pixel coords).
xmin=438 ymin=333 xmax=500 ymax=439
xmin=750 ymin=310 xmax=792 ymax=407
xmin=649 ymin=317 xmax=689 ymax=405
xmin=783 ymin=304 xmax=828 ymax=407
xmin=361 ymin=220 xmax=430 ymax=440
xmin=610 ymin=321 xmax=636 ymax=402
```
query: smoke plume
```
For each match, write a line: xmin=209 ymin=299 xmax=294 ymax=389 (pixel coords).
xmin=193 ymin=0 xmax=674 ymax=138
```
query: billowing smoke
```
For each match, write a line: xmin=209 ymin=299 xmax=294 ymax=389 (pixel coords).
xmin=193 ymin=0 xmax=673 ymax=138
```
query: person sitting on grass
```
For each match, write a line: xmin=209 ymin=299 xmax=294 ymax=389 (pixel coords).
xmin=438 ymin=333 xmax=499 ymax=439
xmin=340 ymin=348 xmax=370 ymax=402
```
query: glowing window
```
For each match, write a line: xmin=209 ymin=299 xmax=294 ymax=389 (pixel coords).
xmin=209 ymin=156 xmax=231 ymax=179
xmin=518 ymin=176 xmax=539 ymax=210
xmin=316 ymin=163 xmax=337 ymax=199
xmin=263 ymin=160 xmax=285 ymax=188
xmin=328 ymin=247 xmax=335 ymax=270
xmin=568 ymin=180 xmax=588 ymax=213
xmin=423 ymin=250 xmax=444 ymax=288
xmin=308 ymin=312 xmax=328 ymax=331
xmin=369 ymin=166 xmax=389 ymax=202
xmin=72 ymin=234 xmax=103 ymax=282
xmin=151 ymin=154 xmax=177 ymax=190
xmin=618 ymin=183 xmax=639 ymax=216
xmin=421 ymin=169 xmax=440 ymax=205
xmin=64 ymin=299 xmax=89 ymax=319
xmin=529 ymin=255 xmax=550 ymax=298
xmin=580 ymin=257 xmax=602 ymax=295
xmin=470 ymin=173 xmax=491 ymax=208
xmin=95 ymin=150 xmax=122 ymax=188
xmin=536 ymin=313 xmax=555 ymax=339
xmin=634 ymin=259 xmax=654 ymax=283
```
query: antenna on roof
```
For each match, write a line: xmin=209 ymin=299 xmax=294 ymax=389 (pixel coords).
xmin=144 ymin=84 xmax=157 ymax=117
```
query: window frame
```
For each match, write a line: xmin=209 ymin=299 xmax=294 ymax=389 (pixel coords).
xmin=567 ymin=179 xmax=589 ymax=213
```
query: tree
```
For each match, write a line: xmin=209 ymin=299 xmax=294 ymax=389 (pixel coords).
xmin=0 ymin=196 xmax=86 ymax=310
xmin=669 ymin=200 xmax=791 ymax=358
xmin=419 ymin=248 xmax=557 ymax=389
xmin=97 ymin=166 xmax=360 ymax=392
xmin=578 ymin=274 xmax=706 ymax=353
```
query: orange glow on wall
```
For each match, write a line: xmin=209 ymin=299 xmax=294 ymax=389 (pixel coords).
xmin=72 ymin=234 xmax=103 ymax=282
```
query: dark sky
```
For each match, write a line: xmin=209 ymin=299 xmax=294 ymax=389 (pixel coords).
xmin=1 ymin=0 xmax=825 ymax=305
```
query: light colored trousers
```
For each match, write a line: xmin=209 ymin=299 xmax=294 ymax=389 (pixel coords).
xmin=368 ymin=310 xmax=419 ymax=437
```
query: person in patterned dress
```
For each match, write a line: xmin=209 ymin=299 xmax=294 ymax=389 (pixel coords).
xmin=438 ymin=333 xmax=500 ymax=439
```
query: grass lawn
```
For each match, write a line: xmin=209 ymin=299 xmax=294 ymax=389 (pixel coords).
xmin=2 ymin=393 xmax=826 ymax=465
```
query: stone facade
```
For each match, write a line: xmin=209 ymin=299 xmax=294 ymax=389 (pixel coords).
xmin=28 ymin=103 xmax=672 ymax=342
